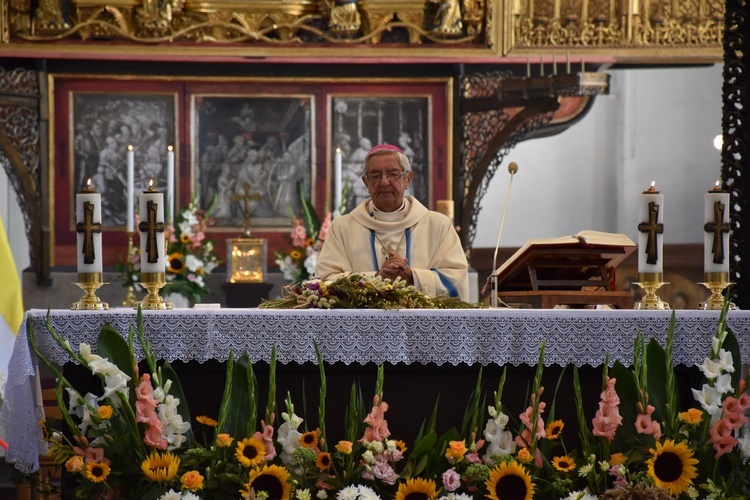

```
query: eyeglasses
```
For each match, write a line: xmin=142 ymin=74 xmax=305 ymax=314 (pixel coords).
xmin=364 ymin=171 xmax=408 ymax=184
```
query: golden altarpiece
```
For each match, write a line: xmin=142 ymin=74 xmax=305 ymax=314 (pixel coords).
xmin=0 ymin=0 xmax=746 ymax=306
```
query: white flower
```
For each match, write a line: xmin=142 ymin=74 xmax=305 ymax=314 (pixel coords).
xmin=296 ymin=489 xmax=312 ymax=500
xmin=316 ymin=490 xmax=329 ymax=500
xmin=158 ymin=489 xmax=182 ymax=500
xmin=182 ymin=493 xmax=201 ymax=500
xmin=598 ymin=460 xmax=610 ymax=472
xmin=561 ymin=491 xmax=598 ymax=500
xmin=304 ymin=250 xmax=318 ymax=276
xmin=185 ymin=254 xmax=203 ymax=272
xmin=698 ymin=356 xmax=728 ymax=380
xmin=714 ymin=373 xmax=734 ymax=395
xmin=179 ymin=220 xmax=194 ymax=236
xmin=578 ymin=463 xmax=593 ymax=477
xmin=336 ymin=486 xmax=360 ymax=500
xmin=204 ymin=261 xmax=217 ymax=274
xmin=362 ymin=450 xmax=376 ymax=464
xmin=738 ymin=434 xmax=750 ymax=462
xmin=158 ymin=394 xmax=191 ymax=450
xmin=692 ymin=385 xmax=724 ymax=424
xmin=78 ymin=343 xmax=131 ymax=407
xmin=716 ymin=349 xmax=735 ymax=373
xmin=370 ymin=440 xmax=384 ymax=455
xmin=438 ymin=494 xmax=474 ymax=500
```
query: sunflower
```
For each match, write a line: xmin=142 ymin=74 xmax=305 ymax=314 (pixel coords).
xmin=394 ymin=477 xmax=437 ymax=500
xmin=545 ymin=419 xmax=564 ymax=440
xmin=167 ymin=252 xmax=186 ymax=273
xmin=84 ymin=462 xmax=110 ymax=483
xmin=235 ymin=437 xmax=266 ymax=468
xmin=196 ymin=415 xmax=218 ymax=427
xmin=290 ymin=250 xmax=303 ymax=260
xmin=299 ymin=430 xmax=319 ymax=448
xmin=244 ymin=464 xmax=292 ymax=500
xmin=552 ymin=455 xmax=576 ymax=473
xmin=395 ymin=439 xmax=408 ymax=453
xmin=141 ymin=451 xmax=180 ymax=482
xmin=180 ymin=233 xmax=191 ymax=244
xmin=306 ymin=237 xmax=315 ymax=247
xmin=646 ymin=439 xmax=699 ymax=496
xmin=316 ymin=452 xmax=332 ymax=470
xmin=485 ymin=460 xmax=535 ymax=500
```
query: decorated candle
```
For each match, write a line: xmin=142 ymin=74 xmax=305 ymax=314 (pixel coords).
xmin=75 ymin=179 xmax=103 ymax=274
xmin=637 ymin=181 xmax=664 ymax=274
xmin=138 ymin=180 xmax=166 ymax=274
xmin=704 ymin=181 xmax=730 ymax=274
xmin=126 ymin=145 xmax=135 ymax=232
xmin=334 ymin=147 xmax=342 ymax=215
xmin=167 ymin=145 xmax=175 ymax=227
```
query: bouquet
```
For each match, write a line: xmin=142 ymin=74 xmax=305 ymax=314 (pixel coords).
xmin=116 ymin=198 xmax=219 ymax=303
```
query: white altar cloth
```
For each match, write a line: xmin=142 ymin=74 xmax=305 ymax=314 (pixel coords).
xmin=2 ymin=307 xmax=749 ymax=473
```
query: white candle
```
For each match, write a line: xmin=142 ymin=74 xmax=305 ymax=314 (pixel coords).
xmin=167 ymin=145 xmax=175 ymax=227
xmin=138 ymin=180 xmax=166 ymax=274
xmin=334 ymin=147 xmax=342 ymax=215
xmin=637 ymin=181 xmax=664 ymax=274
xmin=704 ymin=181 xmax=730 ymax=274
xmin=126 ymin=145 xmax=134 ymax=232
xmin=76 ymin=179 xmax=103 ymax=274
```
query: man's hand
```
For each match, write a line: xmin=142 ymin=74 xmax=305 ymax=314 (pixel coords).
xmin=378 ymin=251 xmax=414 ymax=285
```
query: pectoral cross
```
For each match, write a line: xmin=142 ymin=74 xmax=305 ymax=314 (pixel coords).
xmin=138 ymin=200 xmax=165 ymax=264
xmin=637 ymin=201 xmax=664 ymax=265
xmin=704 ymin=200 xmax=730 ymax=264
xmin=232 ymin=181 xmax=262 ymax=236
xmin=75 ymin=201 xmax=101 ymax=264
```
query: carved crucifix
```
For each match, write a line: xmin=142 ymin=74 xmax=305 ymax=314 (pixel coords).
xmin=704 ymin=200 xmax=730 ymax=264
xmin=231 ymin=181 xmax=262 ymax=236
xmin=138 ymin=200 xmax=165 ymax=263
xmin=637 ymin=201 xmax=664 ymax=265
xmin=75 ymin=201 xmax=101 ymax=264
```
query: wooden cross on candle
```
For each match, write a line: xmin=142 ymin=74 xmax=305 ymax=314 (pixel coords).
xmin=638 ymin=201 xmax=664 ymax=265
xmin=232 ymin=181 xmax=262 ymax=236
xmin=704 ymin=200 xmax=730 ymax=264
xmin=139 ymin=200 xmax=166 ymax=264
xmin=75 ymin=201 xmax=101 ymax=264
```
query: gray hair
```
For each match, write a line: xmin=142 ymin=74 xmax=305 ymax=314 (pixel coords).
xmin=362 ymin=148 xmax=412 ymax=175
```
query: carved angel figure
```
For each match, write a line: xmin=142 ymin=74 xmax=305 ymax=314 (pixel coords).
xmin=329 ymin=0 xmax=361 ymax=33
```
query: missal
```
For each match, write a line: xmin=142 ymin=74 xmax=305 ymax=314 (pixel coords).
xmin=494 ymin=230 xmax=637 ymax=292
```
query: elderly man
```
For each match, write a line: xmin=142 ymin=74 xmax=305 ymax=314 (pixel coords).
xmin=315 ymin=144 xmax=469 ymax=300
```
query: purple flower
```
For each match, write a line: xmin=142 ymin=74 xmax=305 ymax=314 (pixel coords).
xmin=372 ymin=462 xmax=398 ymax=485
xmin=442 ymin=469 xmax=461 ymax=492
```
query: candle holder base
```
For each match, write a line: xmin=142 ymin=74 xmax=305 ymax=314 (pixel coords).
xmin=137 ymin=272 xmax=172 ymax=310
xmin=699 ymin=273 xmax=737 ymax=310
xmin=71 ymin=273 xmax=109 ymax=310
xmin=633 ymin=273 xmax=669 ymax=310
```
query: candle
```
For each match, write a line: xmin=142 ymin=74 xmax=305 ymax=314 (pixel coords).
xmin=704 ymin=181 xmax=730 ymax=274
xmin=75 ymin=179 xmax=103 ymax=274
xmin=126 ymin=145 xmax=134 ymax=232
xmin=637 ymin=181 xmax=664 ymax=274
xmin=334 ymin=147 xmax=342 ymax=215
xmin=437 ymin=200 xmax=455 ymax=225
xmin=167 ymin=145 xmax=175 ymax=227
xmin=138 ymin=180 xmax=166 ymax=274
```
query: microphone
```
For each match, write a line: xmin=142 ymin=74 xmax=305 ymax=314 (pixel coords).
xmin=489 ymin=161 xmax=518 ymax=308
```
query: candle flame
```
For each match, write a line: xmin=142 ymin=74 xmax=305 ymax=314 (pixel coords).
xmin=715 ymin=180 xmax=721 ymax=190
xmin=149 ymin=179 xmax=154 ymax=189
xmin=86 ymin=178 xmax=92 ymax=189
xmin=650 ymin=181 xmax=655 ymax=189
xmin=168 ymin=145 xmax=173 ymax=152
xmin=336 ymin=147 xmax=341 ymax=154
xmin=128 ymin=144 xmax=133 ymax=151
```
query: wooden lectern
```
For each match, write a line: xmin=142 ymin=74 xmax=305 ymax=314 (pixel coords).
xmin=495 ymin=231 xmax=637 ymax=309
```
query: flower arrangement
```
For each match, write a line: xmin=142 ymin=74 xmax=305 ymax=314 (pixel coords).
xmin=117 ymin=198 xmax=219 ymax=303
xmin=275 ymin=188 xmax=341 ymax=284
xmin=24 ymin=300 xmax=750 ymax=500
xmin=259 ymin=274 xmax=477 ymax=309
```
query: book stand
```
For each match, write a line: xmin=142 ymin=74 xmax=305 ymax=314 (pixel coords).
xmin=496 ymin=245 xmax=635 ymax=309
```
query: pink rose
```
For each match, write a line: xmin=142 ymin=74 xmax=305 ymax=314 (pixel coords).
xmin=442 ymin=469 xmax=461 ymax=492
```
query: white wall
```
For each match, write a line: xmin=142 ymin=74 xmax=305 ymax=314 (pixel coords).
xmin=473 ymin=64 xmax=723 ymax=249
xmin=1 ymin=65 xmax=724 ymax=277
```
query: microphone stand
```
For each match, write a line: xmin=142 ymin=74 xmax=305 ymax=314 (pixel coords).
xmin=490 ymin=162 xmax=518 ymax=308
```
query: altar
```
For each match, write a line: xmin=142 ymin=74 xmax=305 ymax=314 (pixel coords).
xmin=3 ymin=307 xmax=750 ymax=474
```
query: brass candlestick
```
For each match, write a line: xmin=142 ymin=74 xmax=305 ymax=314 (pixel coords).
xmin=122 ymin=231 xmax=138 ymax=307
xmin=633 ymin=272 xmax=670 ymax=310
xmin=137 ymin=272 xmax=172 ymax=310
xmin=72 ymin=273 xmax=109 ymax=310
xmin=699 ymin=272 xmax=737 ymax=310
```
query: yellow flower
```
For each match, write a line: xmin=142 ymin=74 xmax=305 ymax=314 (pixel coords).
xmin=84 ymin=462 xmax=111 ymax=483
xmin=290 ymin=250 xmax=303 ymax=260
xmin=445 ymin=440 xmax=468 ymax=461
xmin=646 ymin=439 xmax=699 ymax=496
xmin=244 ymin=464 xmax=291 ymax=500
xmin=218 ymin=433 xmax=234 ymax=447
xmin=395 ymin=477 xmax=437 ymax=500
xmin=305 ymin=237 xmax=315 ymax=247
xmin=335 ymin=440 xmax=353 ymax=454
xmin=517 ymin=448 xmax=532 ymax=463
xmin=395 ymin=439 xmax=408 ymax=453
xmin=545 ymin=419 xmax=564 ymax=440
xmin=678 ymin=408 xmax=703 ymax=426
xmin=316 ymin=452 xmax=332 ymax=470
xmin=180 ymin=233 xmax=191 ymax=244
xmin=609 ymin=453 xmax=627 ymax=466
xmin=167 ymin=252 xmax=186 ymax=273
xmin=299 ymin=430 xmax=319 ymax=448
xmin=141 ymin=451 xmax=180 ymax=482
xmin=485 ymin=460 xmax=535 ymax=500
xmin=552 ymin=455 xmax=576 ymax=473
xmin=196 ymin=415 xmax=218 ymax=427
xmin=97 ymin=405 xmax=113 ymax=420
xmin=65 ymin=455 xmax=84 ymax=473
xmin=181 ymin=470 xmax=205 ymax=492
xmin=235 ymin=437 xmax=266 ymax=468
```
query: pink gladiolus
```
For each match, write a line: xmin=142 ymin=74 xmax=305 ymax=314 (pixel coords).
xmin=361 ymin=398 xmax=391 ymax=443
xmin=291 ymin=220 xmax=308 ymax=247
xmin=592 ymin=378 xmax=622 ymax=442
xmin=518 ymin=393 xmax=546 ymax=444
xmin=710 ymin=417 xmax=739 ymax=458
xmin=144 ymin=425 xmax=168 ymax=450
xmin=135 ymin=373 xmax=168 ymax=449
xmin=253 ymin=420 xmax=277 ymax=461
xmin=318 ymin=212 xmax=332 ymax=242
xmin=634 ymin=403 xmax=662 ymax=440
xmin=722 ymin=397 xmax=749 ymax=428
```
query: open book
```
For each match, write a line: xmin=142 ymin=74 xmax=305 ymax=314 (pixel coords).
xmin=494 ymin=230 xmax=636 ymax=292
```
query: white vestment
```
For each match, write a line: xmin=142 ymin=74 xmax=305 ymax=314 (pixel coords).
xmin=315 ymin=196 xmax=470 ymax=301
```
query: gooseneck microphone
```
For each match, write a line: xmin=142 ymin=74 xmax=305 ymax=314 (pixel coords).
xmin=490 ymin=161 xmax=518 ymax=308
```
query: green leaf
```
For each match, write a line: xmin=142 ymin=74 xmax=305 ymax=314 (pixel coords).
xmin=723 ymin=327 xmax=742 ymax=392
xmin=161 ymin=360 xmax=194 ymax=447
xmin=221 ymin=354 xmax=251 ymax=439
xmin=610 ymin=360 xmax=640 ymax=451
xmin=646 ymin=338 xmax=669 ymax=423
